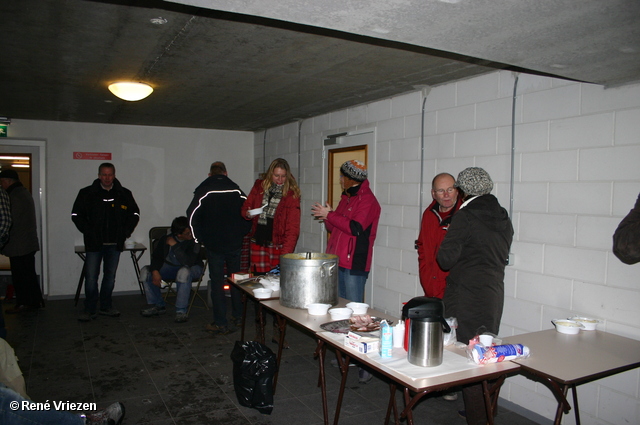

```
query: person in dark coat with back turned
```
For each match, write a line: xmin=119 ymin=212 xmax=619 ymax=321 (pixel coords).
xmin=436 ymin=167 xmax=513 ymax=425
xmin=187 ymin=161 xmax=252 ymax=335
xmin=613 ymin=192 xmax=640 ymax=264
xmin=0 ymin=170 xmax=43 ymax=313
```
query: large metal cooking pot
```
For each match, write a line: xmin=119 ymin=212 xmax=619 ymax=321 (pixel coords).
xmin=279 ymin=252 xmax=339 ymax=309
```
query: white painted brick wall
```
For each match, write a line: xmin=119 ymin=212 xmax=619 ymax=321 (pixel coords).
xmin=259 ymin=70 xmax=640 ymax=425
xmin=519 ymin=213 xmax=575 ymax=245
xmin=615 ymin=108 xmax=640 ymax=146
xmin=521 ymin=150 xmax=578 ymax=182
xmin=550 ymin=113 xmax=614 ymax=149
xmin=437 ymin=104 xmax=475 ymax=133
xmin=455 ymin=128 xmax=498 ymax=157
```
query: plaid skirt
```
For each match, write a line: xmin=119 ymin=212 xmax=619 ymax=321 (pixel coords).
xmin=250 ymin=242 xmax=281 ymax=274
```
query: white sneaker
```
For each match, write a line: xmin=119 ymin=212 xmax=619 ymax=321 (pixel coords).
xmin=83 ymin=402 xmax=125 ymax=424
xmin=442 ymin=392 xmax=458 ymax=401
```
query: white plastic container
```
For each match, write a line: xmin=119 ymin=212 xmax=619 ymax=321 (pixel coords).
xmin=328 ymin=307 xmax=352 ymax=321
xmin=345 ymin=302 xmax=369 ymax=315
xmin=253 ymin=288 xmax=273 ymax=299
xmin=305 ymin=303 xmax=331 ymax=315
xmin=552 ymin=319 xmax=584 ymax=334
xmin=393 ymin=321 xmax=405 ymax=348
xmin=569 ymin=316 xmax=599 ymax=331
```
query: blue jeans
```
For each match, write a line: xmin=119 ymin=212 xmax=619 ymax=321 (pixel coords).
xmin=84 ymin=245 xmax=120 ymax=313
xmin=0 ymin=384 xmax=83 ymax=425
xmin=141 ymin=264 xmax=203 ymax=313
xmin=207 ymin=248 xmax=242 ymax=326
xmin=338 ymin=267 xmax=369 ymax=303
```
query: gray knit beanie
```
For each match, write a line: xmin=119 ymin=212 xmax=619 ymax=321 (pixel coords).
xmin=455 ymin=167 xmax=493 ymax=196
xmin=340 ymin=160 xmax=367 ymax=182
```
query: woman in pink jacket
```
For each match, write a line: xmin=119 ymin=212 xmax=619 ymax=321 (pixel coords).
xmin=312 ymin=160 xmax=381 ymax=303
xmin=242 ymin=158 xmax=301 ymax=273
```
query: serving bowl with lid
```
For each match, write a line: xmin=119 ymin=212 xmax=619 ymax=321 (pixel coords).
xmin=569 ymin=316 xmax=599 ymax=331
xmin=552 ymin=319 xmax=584 ymax=334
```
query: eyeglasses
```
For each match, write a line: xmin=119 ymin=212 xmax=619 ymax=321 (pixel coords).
xmin=434 ymin=188 xmax=456 ymax=195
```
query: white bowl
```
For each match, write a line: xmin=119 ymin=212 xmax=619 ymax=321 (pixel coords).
xmin=305 ymin=303 xmax=331 ymax=315
xmin=253 ymin=288 xmax=273 ymax=299
xmin=328 ymin=307 xmax=352 ymax=321
xmin=552 ymin=319 xmax=584 ymax=335
xmin=259 ymin=279 xmax=280 ymax=291
xmin=570 ymin=316 xmax=599 ymax=331
xmin=248 ymin=207 xmax=263 ymax=217
xmin=345 ymin=302 xmax=369 ymax=315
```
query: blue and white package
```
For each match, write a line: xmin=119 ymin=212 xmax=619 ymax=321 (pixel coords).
xmin=380 ymin=320 xmax=393 ymax=358
xmin=471 ymin=343 xmax=530 ymax=365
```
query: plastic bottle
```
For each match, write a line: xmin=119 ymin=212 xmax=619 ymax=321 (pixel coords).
xmin=380 ymin=320 xmax=393 ymax=358
xmin=393 ymin=320 xmax=405 ymax=348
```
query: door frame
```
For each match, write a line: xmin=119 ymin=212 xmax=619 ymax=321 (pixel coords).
xmin=0 ymin=138 xmax=48 ymax=297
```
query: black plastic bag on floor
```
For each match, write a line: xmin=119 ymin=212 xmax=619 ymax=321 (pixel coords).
xmin=230 ymin=340 xmax=278 ymax=414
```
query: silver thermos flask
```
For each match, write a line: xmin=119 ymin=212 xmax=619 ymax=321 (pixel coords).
xmin=402 ymin=297 xmax=451 ymax=367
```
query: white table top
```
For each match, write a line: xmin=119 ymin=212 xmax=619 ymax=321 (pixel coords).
xmin=317 ymin=331 xmax=519 ymax=393
xmin=502 ymin=329 xmax=640 ymax=384
xmin=260 ymin=297 xmax=397 ymax=334
xmin=259 ymin=298 xmax=518 ymax=392
xmin=228 ymin=277 xmax=280 ymax=301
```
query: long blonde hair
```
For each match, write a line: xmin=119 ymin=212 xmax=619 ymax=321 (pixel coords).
xmin=261 ymin=158 xmax=301 ymax=199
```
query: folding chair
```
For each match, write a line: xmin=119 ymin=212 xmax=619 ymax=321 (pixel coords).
xmin=147 ymin=226 xmax=210 ymax=314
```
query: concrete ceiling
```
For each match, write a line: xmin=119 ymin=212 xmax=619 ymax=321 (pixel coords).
xmin=1 ymin=0 xmax=639 ymax=131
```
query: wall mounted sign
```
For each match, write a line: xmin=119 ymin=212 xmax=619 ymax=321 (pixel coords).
xmin=73 ymin=152 xmax=112 ymax=160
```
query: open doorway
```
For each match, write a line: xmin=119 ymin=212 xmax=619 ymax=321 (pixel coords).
xmin=0 ymin=139 xmax=47 ymax=299
xmin=0 ymin=154 xmax=32 ymax=270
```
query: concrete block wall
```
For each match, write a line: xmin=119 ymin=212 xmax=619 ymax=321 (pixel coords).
xmin=254 ymin=70 xmax=640 ymax=425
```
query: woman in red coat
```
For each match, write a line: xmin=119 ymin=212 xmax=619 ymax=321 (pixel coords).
xmin=241 ymin=158 xmax=301 ymax=273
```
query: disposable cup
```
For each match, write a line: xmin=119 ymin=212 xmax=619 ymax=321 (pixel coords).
xmin=479 ymin=334 xmax=494 ymax=347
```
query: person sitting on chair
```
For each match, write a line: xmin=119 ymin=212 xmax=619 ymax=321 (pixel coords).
xmin=140 ymin=216 xmax=203 ymax=323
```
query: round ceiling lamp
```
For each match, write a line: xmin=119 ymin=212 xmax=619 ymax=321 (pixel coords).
xmin=108 ymin=82 xmax=153 ymax=101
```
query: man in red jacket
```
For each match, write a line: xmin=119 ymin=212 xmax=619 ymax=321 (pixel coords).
xmin=416 ymin=173 xmax=462 ymax=298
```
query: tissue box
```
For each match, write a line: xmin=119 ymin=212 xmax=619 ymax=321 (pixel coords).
xmin=344 ymin=332 xmax=380 ymax=354
xmin=231 ymin=273 xmax=251 ymax=281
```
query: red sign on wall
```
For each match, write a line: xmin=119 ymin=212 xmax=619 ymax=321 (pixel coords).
xmin=73 ymin=152 xmax=112 ymax=160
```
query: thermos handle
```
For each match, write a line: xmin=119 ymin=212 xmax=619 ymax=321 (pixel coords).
xmin=441 ymin=317 xmax=451 ymax=333
xmin=319 ymin=261 xmax=336 ymax=277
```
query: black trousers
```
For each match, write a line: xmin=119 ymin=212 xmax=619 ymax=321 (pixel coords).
xmin=462 ymin=380 xmax=499 ymax=425
xmin=9 ymin=251 xmax=43 ymax=307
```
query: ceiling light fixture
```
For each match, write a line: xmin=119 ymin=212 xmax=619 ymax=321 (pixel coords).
xmin=108 ymin=82 xmax=154 ymax=101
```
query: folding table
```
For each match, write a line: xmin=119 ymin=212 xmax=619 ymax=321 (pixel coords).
xmin=503 ymin=329 xmax=640 ymax=425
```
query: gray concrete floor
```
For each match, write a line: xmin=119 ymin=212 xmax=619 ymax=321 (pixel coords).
xmin=3 ymin=292 xmax=541 ymax=424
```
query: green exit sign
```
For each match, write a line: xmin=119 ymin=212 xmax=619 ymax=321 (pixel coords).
xmin=0 ymin=124 xmax=7 ymax=137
